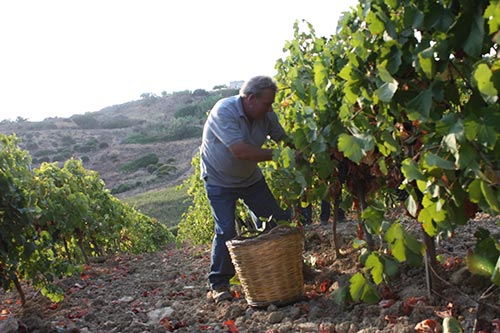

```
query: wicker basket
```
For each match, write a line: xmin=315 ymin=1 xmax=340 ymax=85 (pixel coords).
xmin=226 ymin=225 xmax=304 ymax=307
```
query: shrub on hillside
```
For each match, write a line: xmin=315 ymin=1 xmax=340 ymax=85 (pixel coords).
xmin=74 ymin=138 xmax=98 ymax=153
xmin=61 ymin=135 xmax=77 ymax=146
xmin=52 ymin=150 xmax=72 ymax=162
xmin=25 ymin=141 xmax=39 ymax=150
xmin=123 ymin=117 xmax=202 ymax=144
xmin=153 ymin=164 xmax=176 ymax=178
xmin=33 ymin=149 xmax=57 ymax=157
xmin=192 ymin=89 xmax=209 ymax=97
xmin=165 ymin=117 xmax=202 ymax=141
xmin=174 ymin=104 xmax=199 ymax=118
xmin=99 ymin=116 xmax=143 ymax=129
xmin=119 ymin=153 xmax=159 ymax=173
xmin=27 ymin=122 xmax=58 ymax=130
xmin=72 ymin=114 xmax=99 ymax=129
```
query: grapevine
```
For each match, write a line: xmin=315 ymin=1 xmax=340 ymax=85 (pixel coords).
xmin=269 ymin=0 xmax=500 ymax=304
xmin=0 ymin=134 xmax=174 ymax=304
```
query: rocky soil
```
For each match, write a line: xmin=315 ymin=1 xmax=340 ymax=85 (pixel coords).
xmin=1 ymin=214 xmax=499 ymax=333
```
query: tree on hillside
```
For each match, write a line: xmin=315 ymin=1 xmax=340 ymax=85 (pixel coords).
xmin=212 ymin=84 xmax=227 ymax=90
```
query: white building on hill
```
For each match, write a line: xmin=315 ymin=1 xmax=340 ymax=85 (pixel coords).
xmin=229 ymin=80 xmax=244 ymax=89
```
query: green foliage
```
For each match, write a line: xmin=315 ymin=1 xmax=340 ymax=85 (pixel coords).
xmin=25 ymin=141 xmax=39 ymax=150
xmin=33 ymin=149 xmax=57 ymax=157
xmin=466 ymin=228 xmax=500 ymax=284
xmin=176 ymin=153 xmax=214 ymax=245
xmin=269 ymin=0 xmax=500 ymax=303
xmin=349 ymin=272 xmax=380 ymax=304
xmin=71 ymin=114 xmax=99 ymax=129
xmin=26 ymin=122 xmax=58 ymax=130
xmin=74 ymin=138 xmax=99 ymax=153
xmin=61 ymin=135 xmax=77 ymax=146
xmin=174 ymin=104 xmax=200 ymax=118
xmin=151 ymin=163 xmax=177 ymax=178
xmin=174 ymin=91 xmax=236 ymax=119
xmin=192 ymin=89 xmax=209 ymax=97
xmin=0 ymin=134 xmax=40 ymax=303
xmin=114 ymin=183 xmax=133 ymax=193
xmin=119 ymin=153 xmax=159 ymax=173
xmin=165 ymin=117 xmax=203 ymax=140
xmin=0 ymin=134 xmax=174 ymax=303
xmin=123 ymin=117 xmax=202 ymax=144
xmin=177 ymin=153 xmax=263 ymax=245
xmin=124 ymin=185 xmax=190 ymax=229
xmin=99 ymin=115 xmax=143 ymax=129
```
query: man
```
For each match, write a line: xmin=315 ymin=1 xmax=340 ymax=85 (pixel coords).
xmin=200 ymin=75 xmax=290 ymax=303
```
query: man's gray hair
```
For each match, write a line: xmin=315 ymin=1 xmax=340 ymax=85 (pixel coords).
xmin=239 ymin=76 xmax=277 ymax=98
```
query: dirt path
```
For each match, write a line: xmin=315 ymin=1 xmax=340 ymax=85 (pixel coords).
xmin=1 ymin=214 xmax=499 ymax=333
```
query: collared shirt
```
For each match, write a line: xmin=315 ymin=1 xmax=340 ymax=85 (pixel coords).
xmin=200 ymin=95 xmax=285 ymax=187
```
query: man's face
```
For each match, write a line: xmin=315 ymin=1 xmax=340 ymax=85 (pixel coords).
xmin=247 ymin=88 xmax=276 ymax=120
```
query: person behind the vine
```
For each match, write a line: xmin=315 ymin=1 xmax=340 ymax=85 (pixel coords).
xmin=300 ymin=157 xmax=348 ymax=226
xmin=300 ymin=199 xmax=345 ymax=226
xmin=199 ymin=75 xmax=290 ymax=303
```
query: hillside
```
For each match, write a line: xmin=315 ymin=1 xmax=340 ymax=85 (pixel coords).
xmin=0 ymin=88 xmax=238 ymax=198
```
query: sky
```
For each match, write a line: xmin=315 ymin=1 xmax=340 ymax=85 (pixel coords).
xmin=0 ymin=0 xmax=358 ymax=122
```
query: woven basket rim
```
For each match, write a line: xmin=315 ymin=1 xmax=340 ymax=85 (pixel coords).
xmin=227 ymin=224 xmax=301 ymax=247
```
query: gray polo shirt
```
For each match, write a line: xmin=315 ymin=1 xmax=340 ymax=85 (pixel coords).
xmin=200 ymin=95 xmax=285 ymax=187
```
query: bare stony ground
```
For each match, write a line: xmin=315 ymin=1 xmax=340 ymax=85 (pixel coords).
xmin=1 ymin=213 xmax=499 ymax=333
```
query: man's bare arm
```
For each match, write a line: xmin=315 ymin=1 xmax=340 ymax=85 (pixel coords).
xmin=229 ymin=142 xmax=274 ymax=162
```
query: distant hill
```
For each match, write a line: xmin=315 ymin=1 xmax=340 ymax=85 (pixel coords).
xmin=0 ymin=88 xmax=238 ymax=197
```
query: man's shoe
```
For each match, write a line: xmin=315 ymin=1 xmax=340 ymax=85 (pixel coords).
xmin=211 ymin=286 xmax=232 ymax=303
xmin=302 ymin=263 xmax=318 ymax=282
xmin=301 ymin=219 xmax=312 ymax=226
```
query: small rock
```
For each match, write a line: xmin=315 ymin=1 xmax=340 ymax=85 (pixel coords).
xmin=224 ymin=304 xmax=243 ymax=319
xmin=63 ymin=328 xmax=80 ymax=333
xmin=0 ymin=317 xmax=18 ymax=333
xmin=147 ymin=307 xmax=174 ymax=324
xmin=387 ymin=323 xmax=415 ymax=333
xmin=84 ymin=312 xmax=97 ymax=322
xmin=308 ymin=303 xmax=323 ymax=319
xmin=356 ymin=328 xmax=378 ymax=333
xmin=319 ymin=322 xmax=336 ymax=333
xmin=245 ymin=307 xmax=256 ymax=318
xmin=276 ymin=322 xmax=293 ymax=333
xmin=297 ymin=322 xmax=318 ymax=331
xmin=335 ymin=322 xmax=351 ymax=333
xmin=118 ymin=296 xmax=135 ymax=303
xmin=347 ymin=322 xmax=359 ymax=333
xmin=92 ymin=296 xmax=106 ymax=307
xmin=267 ymin=304 xmax=278 ymax=312
xmin=450 ymin=266 xmax=471 ymax=285
xmin=287 ymin=306 xmax=301 ymax=320
xmin=268 ymin=311 xmax=284 ymax=324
